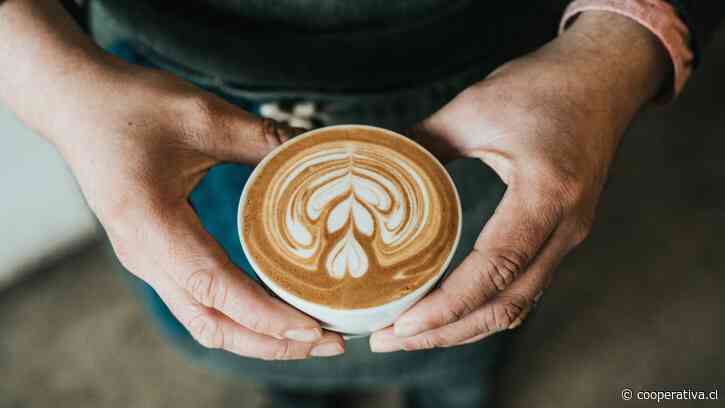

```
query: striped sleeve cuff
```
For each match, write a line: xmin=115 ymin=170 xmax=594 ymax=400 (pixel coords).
xmin=560 ymin=0 xmax=694 ymax=102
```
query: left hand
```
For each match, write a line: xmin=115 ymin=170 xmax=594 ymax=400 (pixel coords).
xmin=370 ymin=11 xmax=669 ymax=352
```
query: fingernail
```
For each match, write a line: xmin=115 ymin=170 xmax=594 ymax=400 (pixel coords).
xmin=310 ymin=343 xmax=344 ymax=357
xmin=394 ymin=320 xmax=425 ymax=338
xmin=508 ymin=306 xmax=532 ymax=330
xmin=370 ymin=337 xmax=401 ymax=353
xmin=508 ymin=318 xmax=524 ymax=330
xmin=284 ymin=328 xmax=321 ymax=342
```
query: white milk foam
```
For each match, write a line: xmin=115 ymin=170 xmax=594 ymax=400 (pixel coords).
xmin=272 ymin=143 xmax=430 ymax=279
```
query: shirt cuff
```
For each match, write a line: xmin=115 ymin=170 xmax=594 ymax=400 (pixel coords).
xmin=559 ymin=0 xmax=694 ymax=102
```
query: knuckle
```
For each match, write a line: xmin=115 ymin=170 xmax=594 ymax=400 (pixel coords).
xmin=439 ymin=287 xmax=476 ymax=323
xmin=475 ymin=313 xmax=494 ymax=335
xmin=258 ymin=118 xmax=288 ymax=150
xmin=187 ymin=312 xmax=223 ymax=349
xmin=447 ymin=299 xmax=473 ymax=323
xmin=185 ymin=269 xmax=228 ymax=310
xmin=269 ymin=341 xmax=303 ymax=361
xmin=484 ymin=250 xmax=527 ymax=291
xmin=488 ymin=296 xmax=529 ymax=331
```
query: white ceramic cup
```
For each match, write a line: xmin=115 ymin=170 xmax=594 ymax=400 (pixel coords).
xmin=238 ymin=125 xmax=462 ymax=336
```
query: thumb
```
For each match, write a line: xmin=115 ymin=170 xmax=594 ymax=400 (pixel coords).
xmin=192 ymin=96 xmax=305 ymax=164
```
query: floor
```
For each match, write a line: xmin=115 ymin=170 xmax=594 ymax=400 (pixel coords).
xmin=2 ymin=32 xmax=724 ymax=408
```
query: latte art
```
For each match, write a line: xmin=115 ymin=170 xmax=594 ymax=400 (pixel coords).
xmin=278 ymin=145 xmax=431 ymax=280
xmin=241 ymin=127 xmax=460 ymax=309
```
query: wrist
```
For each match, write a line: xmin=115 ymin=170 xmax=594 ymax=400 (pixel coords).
xmin=552 ymin=11 xmax=670 ymax=118
xmin=0 ymin=0 xmax=133 ymax=150
xmin=36 ymin=58 xmax=137 ymax=152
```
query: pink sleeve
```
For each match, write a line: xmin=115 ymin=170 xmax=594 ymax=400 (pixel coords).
xmin=560 ymin=0 xmax=694 ymax=102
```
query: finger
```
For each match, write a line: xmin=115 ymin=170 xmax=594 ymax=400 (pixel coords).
xmin=217 ymin=115 xmax=303 ymax=163
xmin=450 ymin=291 xmax=543 ymax=347
xmin=145 ymin=203 xmax=326 ymax=342
xmin=382 ymin=227 xmax=572 ymax=352
xmin=405 ymin=122 xmax=462 ymax=163
xmin=190 ymin=95 xmax=304 ymax=164
xmin=152 ymin=275 xmax=344 ymax=359
xmin=369 ymin=326 xmax=399 ymax=353
xmin=453 ymin=289 xmax=544 ymax=346
xmin=392 ymin=186 xmax=561 ymax=338
xmin=455 ymin=332 xmax=489 ymax=346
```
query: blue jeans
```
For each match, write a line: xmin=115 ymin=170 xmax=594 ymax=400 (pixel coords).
xmin=105 ymin=42 xmax=508 ymax=394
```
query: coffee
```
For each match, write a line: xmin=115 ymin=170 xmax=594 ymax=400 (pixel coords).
xmin=240 ymin=126 xmax=460 ymax=309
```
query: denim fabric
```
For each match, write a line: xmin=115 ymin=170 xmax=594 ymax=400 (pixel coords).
xmin=106 ymin=43 xmax=508 ymax=392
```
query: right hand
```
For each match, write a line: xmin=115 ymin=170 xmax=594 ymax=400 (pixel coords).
xmin=55 ymin=63 xmax=345 ymax=359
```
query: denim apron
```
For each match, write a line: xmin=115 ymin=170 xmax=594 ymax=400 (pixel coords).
xmin=89 ymin=4 xmax=512 ymax=395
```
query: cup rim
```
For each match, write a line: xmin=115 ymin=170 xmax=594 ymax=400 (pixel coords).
xmin=237 ymin=124 xmax=463 ymax=314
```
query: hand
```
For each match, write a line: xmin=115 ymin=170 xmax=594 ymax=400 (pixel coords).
xmin=370 ymin=11 xmax=669 ymax=351
xmin=54 ymin=64 xmax=344 ymax=359
xmin=2 ymin=0 xmax=344 ymax=360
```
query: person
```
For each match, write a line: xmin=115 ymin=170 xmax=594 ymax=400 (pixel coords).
xmin=1 ymin=1 xmax=723 ymax=407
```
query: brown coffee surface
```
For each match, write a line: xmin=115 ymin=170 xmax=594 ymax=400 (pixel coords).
xmin=241 ymin=126 xmax=459 ymax=309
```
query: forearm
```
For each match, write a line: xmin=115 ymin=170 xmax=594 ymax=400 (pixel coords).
xmin=0 ymin=0 xmax=123 ymax=145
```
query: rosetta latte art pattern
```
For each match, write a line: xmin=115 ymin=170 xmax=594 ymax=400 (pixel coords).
xmin=277 ymin=145 xmax=430 ymax=280
xmin=241 ymin=127 xmax=459 ymax=309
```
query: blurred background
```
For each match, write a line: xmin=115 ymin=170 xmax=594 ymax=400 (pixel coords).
xmin=1 ymin=27 xmax=723 ymax=408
